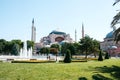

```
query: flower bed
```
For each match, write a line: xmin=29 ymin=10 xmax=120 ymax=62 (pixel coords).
xmin=59 ymin=59 xmax=87 ymax=62
xmin=72 ymin=60 xmax=87 ymax=62
xmin=11 ymin=59 xmax=87 ymax=63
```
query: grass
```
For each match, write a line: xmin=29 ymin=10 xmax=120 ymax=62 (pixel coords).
xmin=0 ymin=58 xmax=120 ymax=80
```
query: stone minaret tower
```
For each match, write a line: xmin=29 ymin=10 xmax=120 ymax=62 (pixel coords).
xmin=82 ymin=23 xmax=84 ymax=38
xmin=75 ymin=29 xmax=77 ymax=42
xmin=31 ymin=18 xmax=36 ymax=42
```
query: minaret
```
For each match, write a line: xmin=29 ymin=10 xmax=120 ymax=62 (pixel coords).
xmin=31 ymin=18 xmax=36 ymax=42
xmin=82 ymin=23 xmax=84 ymax=38
xmin=75 ymin=29 xmax=77 ymax=42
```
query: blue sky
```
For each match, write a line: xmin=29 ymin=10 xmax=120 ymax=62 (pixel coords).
xmin=0 ymin=0 xmax=118 ymax=42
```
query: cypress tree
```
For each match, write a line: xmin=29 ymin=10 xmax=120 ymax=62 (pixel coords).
xmin=98 ymin=50 xmax=103 ymax=61
xmin=64 ymin=49 xmax=71 ymax=63
xmin=105 ymin=52 xmax=109 ymax=59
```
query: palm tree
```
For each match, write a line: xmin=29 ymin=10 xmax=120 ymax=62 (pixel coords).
xmin=113 ymin=0 xmax=120 ymax=6
xmin=113 ymin=27 xmax=120 ymax=43
xmin=111 ymin=0 xmax=120 ymax=43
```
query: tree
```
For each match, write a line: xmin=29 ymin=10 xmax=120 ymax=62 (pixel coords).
xmin=61 ymin=42 xmax=75 ymax=57
xmin=73 ymin=42 xmax=80 ymax=55
xmin=50 ymin=48 xmax=58 ymax=54
xmin=11 ymin=43 xmax=19 ymax=55
xmin=111 ymin=0 xmax=120 ymax=42
xmin=90 ymin=40 xmax=100 ymax=58
xmin=4 ymin=41 xmax=12 ymax=55
xmin=0 ymin=39 xmax=25 ymax=55
xmin=79 ymin=36 xmax=93 ymax=59
xmin=105 ymin=52 xmax=109 ymax=59
xmin=98 ymin=50 xmax=103 ymax=61
xmin=113 ymin=0 xmax=120 ymax=6
xmin=11 ymin=39 xmax=23 ymax=51
xmin=39 ymin=48 xmax=44 ymax=55
xmin=40 ymin=47 xmax=50 ymax=55
xmin=51 ymin=44 xmax=60 ymax=51
xmin=111 ymin=0 xmax=120 ymax=26
xmin=27 ymin=40 xmax=34 ymax=50
xmin=79 ymin=36 xmax=100 ymax=58
xmin=46 ymin=48 xmax=50 ymax=56
xmin=50 ymin=44 xmax=60 ymax=60
xmin=64 ymin=49 xmax=71 ymax=63
xmin=50 ymin=48 xmax=58 ymax=61
xmin=68 ymin=43 xmax=75 ymax=57
xmin=113 ymin=27 xmax=120 ymax=43
xmin=0 ymin=39 xmax=6 ymax=54
xmin=61 ymin=42 xmax=69 ymax=55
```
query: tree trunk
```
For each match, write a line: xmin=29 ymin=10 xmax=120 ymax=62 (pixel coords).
xmin=94 ymin=53 xmax=96 ymax=58
xmin=56 ymin=54 xmax=57 ymax=61
xmin=85 ymin=51 xmax=87 ymax=59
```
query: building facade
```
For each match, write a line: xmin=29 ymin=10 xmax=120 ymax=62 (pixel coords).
xmin=38 ymin=30 xmax=73 ymax=48
xmin=100 ymin=29 xmax=120 ymax=57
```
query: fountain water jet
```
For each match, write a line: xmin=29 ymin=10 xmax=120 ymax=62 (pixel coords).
xmin=20 ymin=41 xmax=32 ymax=58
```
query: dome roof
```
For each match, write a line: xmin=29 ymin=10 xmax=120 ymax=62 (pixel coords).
xmin=105 ymin=31 xmax=114 ymax=38
xmin=50 ymin=30 xmax=66 ymax=35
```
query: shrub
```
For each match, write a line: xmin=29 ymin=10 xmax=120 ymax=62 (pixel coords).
xmin=64 ymin=49 xmax=71 ymax=63
xmin=98 ymin=50 xmax=103 ymax=61
xmin=105 ymin=52 xmax=109 ymax=59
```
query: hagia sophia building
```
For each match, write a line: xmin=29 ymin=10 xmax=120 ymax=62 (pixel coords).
xmin=31 ymin=19 xmax=120 ymax=57
xmin=31 ymin=19 xmax=76 ymax=53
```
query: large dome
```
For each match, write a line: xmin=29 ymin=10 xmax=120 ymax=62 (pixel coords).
xmin=105 ymin=31 xmax=114 ymax=38
xmin=49 ymin=30 xmax=66 ymax=35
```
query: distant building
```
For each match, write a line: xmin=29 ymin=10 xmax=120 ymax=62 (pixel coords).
xmin=39 ymin=29 xmax=73 ymax=47
xmin=100 ymin=28 xmax=120 ymax=57
xmin=30 ymin=19 xmax=74 ymax=53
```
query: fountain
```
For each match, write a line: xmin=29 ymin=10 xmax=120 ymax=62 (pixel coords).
xmin=20 ymin=41 xmax=32 ymax=58
xmin=0 ymin=41 xmax=63 ymax=62
xmin=28 ymin=47 xmax=33 ymax=58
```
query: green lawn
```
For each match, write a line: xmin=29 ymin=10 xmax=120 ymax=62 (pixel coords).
xmin=0 ymin=58 xmax=120 ymax=80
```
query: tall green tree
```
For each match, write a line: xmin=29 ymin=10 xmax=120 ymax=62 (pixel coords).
xmin=79 ymin=36 xmax=93 ymax=58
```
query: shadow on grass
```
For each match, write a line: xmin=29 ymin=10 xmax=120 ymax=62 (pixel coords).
xmin=92 ymin=74 xmax=112 ymax=80
xmin=95 ymin=65 xmax=120 ymax=79
xmin=78 ymin=77 xmax=87 ymax=80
